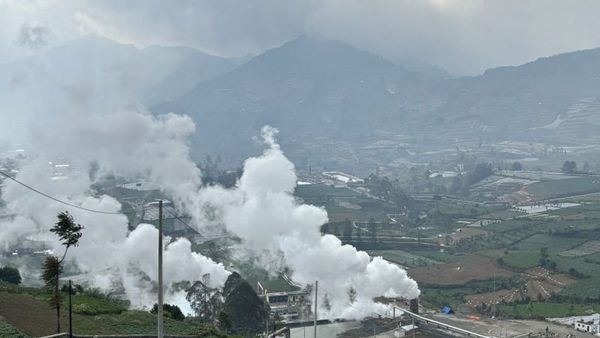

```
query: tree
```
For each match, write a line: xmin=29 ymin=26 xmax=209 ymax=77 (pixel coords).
xmin=510 ymin=162 xmax=523 ymax=171
xmin=42 ymin=256 xmax=63 ymax=332
xmin=151 ymin=303 xmax=185 ymax=321
xmin=364 ymin=175 xmax=413 ymax=208
xmin=43 ymin=211 xmax=84 ymax=333
xmin=51 ymin=211 xmax=84 ymax=263
xmin=0 ymin=266 xmax=21 ymax=284
xmin=221 ymin=272 xmax=269 ymax=335
xmin=539 ymin=246 xmax=550 ymax=267
xmin=449 ymin=176 xmax=463 ymax=195
xmin=217 ymin=311 xmax=232 ymax=333
xmin=348 ymin=286 xmax=357 ymax=304
xmin=368 ymin=218 xmax=377 ymax=243
xmin=562 ymin=161 xmax=577 ymax=174
xmin=323 ymin=293 xmax=332 ymax=311
xmin=465 ymin=163 xmax=493 ymax=186
xmin=582 ymin=161 xmax=591 ymax=173
xmin=186 ymin=274 xmax=223 ymax=324
xmin=342 ymin=219 xmax=353 ymax=241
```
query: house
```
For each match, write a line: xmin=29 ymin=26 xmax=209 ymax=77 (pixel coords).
xmin=395 ymin=324 xmax=418 ymax=337
xmin=575 ymin=320 xmax=594 ymax=332
xmin=257 ymin=282 xmax=311 ymax=322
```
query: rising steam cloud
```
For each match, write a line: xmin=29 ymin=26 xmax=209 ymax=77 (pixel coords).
xmin=0 ymin=108 xmax=418 ymax=318
xmin=193 ymin=126 xmax=420 ymax=318
xmin=0 ymin=109 xmax=230 ymax=312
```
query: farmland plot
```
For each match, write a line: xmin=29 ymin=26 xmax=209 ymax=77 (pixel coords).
xmin=559 ymin=240 xmax=600 ymax=257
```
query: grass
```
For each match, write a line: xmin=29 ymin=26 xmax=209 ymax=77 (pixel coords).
xmin=420 ymin=287 xmax=466 ymax=310
xmin=295 ymin=184 xmax=388 ymax=222
xmin=295 ymin=184 xmax=360 ymax=198
xmin=0 ymin=291 xmax=227 ymax=337
xmin=0 ymin=281 xmax=127 ymax=316
xmin=0 ymin=320 xmax=30 ymax=338
xmin=71 ymin=310 xmax=213 ymax=335
xmin=501 ymin=251 xmax=540 ymax=270
xmin=497 ymin=302 xmax=600 ymax=319
xmin=411 ymin=250 xmax=463 ymax=263
xmin=513 ymin=234 xmax=585 ymax=253
xmin=367 ymin=250 xmax=441 ymax=267
xmin=0 ymin=282 xmax=229 ymax=337
xmin=552 ymin=255 xmax=600 ymax=299
xmin=70 ymin=294 xmax=127 ymax=315
xmin=526 ymin=176 xmax=600 ymax=200
xmin=434 ymin=200 xmax=496 ymax=217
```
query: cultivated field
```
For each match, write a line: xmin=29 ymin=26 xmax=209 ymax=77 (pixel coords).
xmin=559 ymin=240 xmax=600 ymax=257
xmin=408 ymin=256 xmax=514 ymax=286
xmin=465 ymin=267 xmax=575 ymax=308
xmin=367 ymin=250 xmax=441 ymax=267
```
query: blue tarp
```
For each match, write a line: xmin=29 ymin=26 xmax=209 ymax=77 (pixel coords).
xmin=441 ymin=306 xmax=453 ymax=314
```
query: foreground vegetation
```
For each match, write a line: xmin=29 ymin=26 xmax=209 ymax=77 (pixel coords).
xmin=497 ymin=302 xmax=600 ymax=319
xmin=0 ymin=320 xmax=29 ymax=338
xmin=0 ymin=281 xmax=231 ymax=337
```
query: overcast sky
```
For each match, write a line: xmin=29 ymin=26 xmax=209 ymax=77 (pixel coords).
xmin=3 ymin=0 xmax=600 ymax=75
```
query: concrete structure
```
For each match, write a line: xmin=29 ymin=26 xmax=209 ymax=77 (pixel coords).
xmin=575 ymin=320 xmax=594 ymax=333
xmin=322 ymin=171 xmax=364 ymax=184
xmin=257 ymin=282 xmax=311 ymax=322
xmin=395 ymin=305 xmax=493 ymax=338
xmin=269 ymin=326 xmax=291 ymax=338
xmin=395 ymin=324 xmax=418 ymax=337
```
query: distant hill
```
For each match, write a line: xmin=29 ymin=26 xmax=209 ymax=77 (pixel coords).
xmin=436 ymin=48 xmax=600 ymax=142
xmin=157 ymin=40 xmax=600 ymax=164
xmin=155 ymin=36 xmax=447 ymax=162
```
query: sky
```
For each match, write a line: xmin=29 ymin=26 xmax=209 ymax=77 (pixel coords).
xmin=2 ymin=0 xmax=600 ymax=74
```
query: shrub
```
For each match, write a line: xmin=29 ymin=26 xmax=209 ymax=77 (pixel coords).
xmin=151 ymin=303 xmax=185 ymax=321
xmin=0 ymin=266 xmax=21 ymax=285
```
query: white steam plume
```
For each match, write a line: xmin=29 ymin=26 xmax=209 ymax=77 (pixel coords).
xmin=193 ymin=126 xmax=420 ymax=318
xmin=0 ymin=109 xmax=230 ymax=312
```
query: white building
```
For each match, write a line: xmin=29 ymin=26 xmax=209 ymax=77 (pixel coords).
xmin=575 ymin=320 xmax=594 ymax=333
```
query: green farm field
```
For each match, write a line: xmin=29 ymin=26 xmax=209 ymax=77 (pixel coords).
xmin=526 ymin=176 xmax=600 ymax=200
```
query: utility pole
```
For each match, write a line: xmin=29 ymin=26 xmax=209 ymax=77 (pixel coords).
xmin=56 ymin=274 xmax=60 ymax=333
xmin=492 ymin=270 xmax=496 ymax=319
xmin=158 ymin=200 xmax=164 ymax=338
xmin=69 ymin=280 xmax=73 ymax=338
xmin=314 ymin=280 xmax=318 ymax=338
xmin=265 ymin=311 xmax=269 ymax=337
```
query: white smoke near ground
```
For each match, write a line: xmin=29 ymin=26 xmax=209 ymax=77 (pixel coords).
xmin=193 ymin=126 xmax=420 ymax=318
xmin=0 ymin=108 xmax=230 ymax=313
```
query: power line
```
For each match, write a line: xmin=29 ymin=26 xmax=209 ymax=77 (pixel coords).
xmin=165 ymin=208 xmax=197 ymax=231
xmin=0 ymin=169 xmax=200 ymax=232
xmin=0 ymin=169 xmax=124 ymax=215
